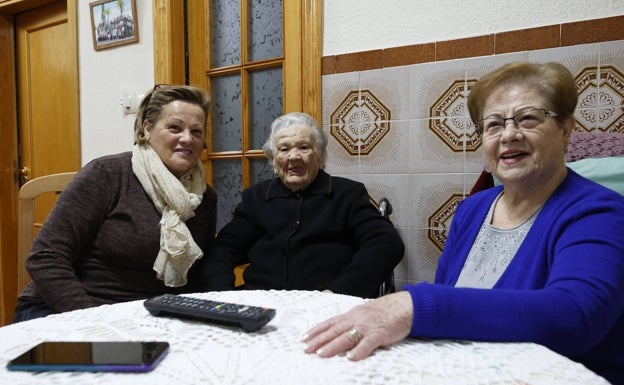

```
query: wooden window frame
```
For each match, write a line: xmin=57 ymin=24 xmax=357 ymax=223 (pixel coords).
xmin=151 ymin=0 xmax=322 ymax=188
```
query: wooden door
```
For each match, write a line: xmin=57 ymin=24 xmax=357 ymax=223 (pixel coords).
xmin=16 ymin=1 xmax=80 ymax=183
xmin=187 ymin=0 xmax=322 ymax=231
xmin=0 ymin=0 xmax=80 ymax=325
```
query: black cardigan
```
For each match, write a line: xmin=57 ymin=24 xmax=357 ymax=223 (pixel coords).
xmin=204 ymin=170 xmax=404 ymax=298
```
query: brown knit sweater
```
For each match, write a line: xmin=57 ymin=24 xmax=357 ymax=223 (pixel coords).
xmin=19 ymin=152 xmax=217 ymax=313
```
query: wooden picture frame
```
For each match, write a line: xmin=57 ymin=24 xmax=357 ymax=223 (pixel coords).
xmin=89 ymin=0 xmax=139 ymax=51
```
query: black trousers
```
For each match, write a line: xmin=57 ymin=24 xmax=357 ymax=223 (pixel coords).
xmin=12 ymin=296 xmax=51 ymax=323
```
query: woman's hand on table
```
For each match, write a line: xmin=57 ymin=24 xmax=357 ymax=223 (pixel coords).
xmin=302 ymin=291 xmax=413 ymax=360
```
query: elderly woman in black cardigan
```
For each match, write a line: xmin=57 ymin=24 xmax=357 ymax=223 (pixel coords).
xmin=204 ymin=112 xmax=404 ymax=298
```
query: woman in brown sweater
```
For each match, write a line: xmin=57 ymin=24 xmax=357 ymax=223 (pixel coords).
xmin=13 ymin=85 xmax=217 ymax=322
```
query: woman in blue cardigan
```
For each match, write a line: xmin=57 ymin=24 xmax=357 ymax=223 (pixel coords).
xmin=302 ymin=62 xmax=624 ymax=384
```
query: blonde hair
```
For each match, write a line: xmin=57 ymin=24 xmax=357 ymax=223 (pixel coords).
xmin=134 ymin=85 xmax=210 ymax=145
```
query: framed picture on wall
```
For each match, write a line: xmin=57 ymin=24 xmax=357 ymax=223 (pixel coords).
xmin=89 ymin=0 xmax=139 ymax=51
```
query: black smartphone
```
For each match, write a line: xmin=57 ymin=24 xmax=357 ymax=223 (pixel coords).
xmin=6 ymin=341 xmax=169 ymax=373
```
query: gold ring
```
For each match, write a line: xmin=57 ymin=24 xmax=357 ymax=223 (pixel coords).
xmin=346 ymin=327 xmax=363 ymax=345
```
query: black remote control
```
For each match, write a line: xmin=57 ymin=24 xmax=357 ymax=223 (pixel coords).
xmin=143 ymin=294 xmax=276 ymax=332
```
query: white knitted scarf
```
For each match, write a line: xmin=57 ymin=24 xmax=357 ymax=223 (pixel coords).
xmin=132 ymin=144 xmax=207 ymax=287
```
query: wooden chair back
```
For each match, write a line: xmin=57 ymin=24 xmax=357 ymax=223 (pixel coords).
xmin=17 ymin=172 xmax=77 ymax=293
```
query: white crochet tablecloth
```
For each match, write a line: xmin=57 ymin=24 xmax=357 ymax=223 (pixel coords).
xmin=0 ymin=290 xmax=609 ymax=385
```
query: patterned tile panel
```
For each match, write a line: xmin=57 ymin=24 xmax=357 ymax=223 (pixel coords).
xmin=429 ymin=79 xmax=480 ymax=152
xmin=329 ymin=89 xmax=391 ymax=155
xmin=576 ymin=65 xmax=624 ymax=133
xmin=427 ymin=193 xmax=463 ymax=252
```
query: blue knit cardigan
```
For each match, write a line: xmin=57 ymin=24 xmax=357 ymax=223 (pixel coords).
xmin=405 ymin=169 xmax=624 ymax=383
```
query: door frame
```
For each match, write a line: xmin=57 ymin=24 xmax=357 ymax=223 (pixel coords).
xmin=0 ymin=8 xmax=20 ymax=326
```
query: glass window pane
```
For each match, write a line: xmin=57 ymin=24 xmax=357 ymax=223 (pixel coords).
xmin=213 ymin=159 xmax=242 ymax=231
xmin=251 ymin=157 xmax=275 ymax=185
xmin=250 ymin=67 xmax=283 ymax=149
xmin=210 ymin=0 xmax=241 ymax=68
xmin=248 ymin=0 xmax=283 ymax=61
xmin=211 ymin=74 xmax=242 ymax=152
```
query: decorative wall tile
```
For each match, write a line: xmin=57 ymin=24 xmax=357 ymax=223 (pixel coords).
xmin=408 ymin=119 xmax=464 ymax=174
xmin=429 ymin=82 xmax=474 ymax=153
xmin=575 ymin=66 xmax=604 ymax=131
xmin=359 ymin=66 xmax=411 ymax=122
xmin=464 ymin=52 xmax=529 ymax=91
xmin=596 ymin=65 xmax=624 ymax=110
xmin=531 ymin=43 xmax=600 ymax=78
xmin=409 ymin=173 xmax=464 ymax=229
xmin=330 ymin=90 xmax=391 ymax=155
xmin=531 ymin=44 xmax=624 ymax=134
xmin=600 ymin=41 xmax=624 ymax=72
xmin=324 ymin=125 xmax=360 ymax=175
xmin=464 ymin=141 xmax=486 ymax=174
xmin=324 ymin=68 xmax=410 ymax=176
xmin=530 ymin=43 xmax=600 ymax=115
xmin=357 ymin=120 xmax=409 ymax=174
xmin=410 ymin=59 xmax=466 ymax=120
xmin=322 ymin=71 xmax=360 ymax=128
xmin=575 ymin=109 xmax=598 ymax=131
xmin=576 ymin=63 xmax=624 ymax=133
xmin=574 ymin=64 xmax=624 ymax=133
xmin=405 ymin=227 xmax=440 ymax=284
xmin=358 ymin=173 xmax=409 ymax=228
xmin=598 ymin=43 xmax=624 ymax=134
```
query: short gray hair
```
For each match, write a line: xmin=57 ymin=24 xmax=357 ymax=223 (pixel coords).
xmin=262 ymin=112 xmax=327 ymax=169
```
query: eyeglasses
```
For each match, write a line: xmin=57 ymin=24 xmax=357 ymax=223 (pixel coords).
xmin=475 ymin=108 xmax=558 ymax=138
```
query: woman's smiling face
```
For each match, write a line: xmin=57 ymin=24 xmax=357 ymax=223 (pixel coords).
xmin=481 ymin=83 xmax=571 ymax=189
xmin=273 ymin=125 xmax=321 ymax=192
xmin=144 ymin=100 xmax=206 ymax=178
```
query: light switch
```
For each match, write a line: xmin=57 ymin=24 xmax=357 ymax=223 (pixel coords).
xmin=119 ymin=91 xmax=143 ymax=115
